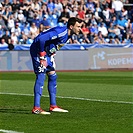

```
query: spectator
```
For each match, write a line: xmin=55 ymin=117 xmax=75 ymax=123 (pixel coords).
xmin=122 ymin=7 xmax=128 ymax=19
xmin=97 ymin=31 xmax=106 ymax=44
xmin=7 ymin=14 xmax=15 ymax=30
xmin=22 ymin=1 xmax=30 ymax=16
xmin=38 ymin=9 xmax=43 ymax=20
xmin=77 ymin=5 xmax=86 ymax=20
xmin=117 ymin=16 xmax=131 ymax=38
xmin=0 ymin=12 xmax=7 ymax=30
xmin=12 ymin=8 xmax=19 ymax=20
xmin=0 ymin=24 xmax=4 ymax=38
xmin=89 ymin=22 xmax=98 ymax=34
xmin=37 ymin=23 xmax=44 ymax=33
xmin=111 ymin=15 xmax=117 ymax=26
xmin=22 ymin=22 xmax=30 ymax=36
xmin=41 ymin=3 xmax=48 ymax=16
xmin=19 ymin=33 xmax=28 ymax=44
xmin=100 ymin=0 xmax=109 ymax=11
xmin=61 ymin=0 xmax=70 ymax=8
xmin=102 ymin=5 xmax=111 ymax=27
xmin=7 ymin=38 xmax=14 ymax=50
xmin=11 ymin=22 xmax=21 ymax=38
xmin=26 ymin=6 xmax=34 ymax=25
xmin=70 ymin=34 xmax=81 ymax=44
xmin=117 ymin=16 xmax=127 ymax=29
xmin=47 ymin=0 xmax=55 ymax=13
xmin=26 ymin=36 xmax=34 ymax=45
xmin=69 ymin=6 xmax=78 ymax=18
xmin=58 ymin=6 xmax=70 ymax=26
xmin=1 ymin=30 xmax=11 ymax=44
xmin=1 ymin=0 xmax=11 ymax=8
xmin=31 ymin=0 xmax=40 ymax=12
xmin=122 ymin=33 xmax=131 ymax=44
xmin=112 ymin=0 xmax=123 ymax=20
xmin=41 ymin=15 xmax=50 ymax=29
xmin=86 ymin=0 xmax=95 ymax=13
xmin=54 ymin=0 xmax=63 ymax=17
xmin=29 ymin=22 xmax=38 ymax=38
xmin=50 ymin=12 xmax=58 ymax=27
xmin=10 ymin=32 xmax=18 ymax=44
xmin=108 ymin=22 xmax=116 ymax=38
xmin=108 ymin=36 xmax=116 ymax=44
xmin=17 ymin=10 xmax=25 ymax=23
xmin=113 ymin=24 xmax=122 ymax=42
xmin=89 ymin=22 xmax=99 ymax=43
xmin=114 ymin=35 xmax=121 ymax=44
xmin=0 ymin=38 xmax=8 ymax=46
xmin=93 ymin=33 xmax=105 ymax=44
xmin=81 ymin=22 xmax=90 ymax=36
xmin=0 ymin=0 xmax=132 ymax=46
xmin=89 ymin=14 xmax=97 ymax=25
xmin=11 ymin=0 xmax=21 ymax=12
xmin=98 ymin=22 xmax=108 ymax=38
xmin=71 ymin=0 xmax=79 ymax=9
xmin=31 ymin=13 xmax=41 ymax=28
xmin=94 ymin=4 xmax=102 ymax=21
xmin=2 ymin=6 xmax=12 ymax=21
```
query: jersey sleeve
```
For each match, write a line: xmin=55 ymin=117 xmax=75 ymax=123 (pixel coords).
xmin=38 ymin=30 xmax=57 ymax=52
xmin=38 ymin=27 xmax=68 ymax=54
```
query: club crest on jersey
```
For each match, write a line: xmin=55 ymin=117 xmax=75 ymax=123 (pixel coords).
xmin=50 ymin=47 xmax=56 ymax=53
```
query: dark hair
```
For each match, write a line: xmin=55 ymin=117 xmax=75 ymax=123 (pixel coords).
xmin=67 ymin=17 xmax=82 ymax=28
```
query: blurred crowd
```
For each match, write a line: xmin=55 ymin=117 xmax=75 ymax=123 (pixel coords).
xmin=0 ymin=0 xmax=133 ymax=50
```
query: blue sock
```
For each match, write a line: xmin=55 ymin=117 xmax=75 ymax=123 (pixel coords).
xmin=34 ymin=73 xmax=46 ymax=107
xmin=48 ymin=73 xmax=57 ymax=106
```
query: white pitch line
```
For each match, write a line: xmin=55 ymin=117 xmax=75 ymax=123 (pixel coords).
xmin=0 ymin=129 xmax=24 ymax=133
xmin=0 ymin=92 xmax=133 ymax=105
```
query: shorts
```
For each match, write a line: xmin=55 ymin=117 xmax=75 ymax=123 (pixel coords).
xmin=31 ymin=55 xmax=56 ymax=74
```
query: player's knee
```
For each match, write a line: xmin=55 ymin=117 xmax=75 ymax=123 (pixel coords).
xmin=48 ymin=73 xmax=57 ymax=81
xmin=48 ymin=73 xmax=57 ymax=87
xmin=36 ymin=73 xmax=46 ymax=84
xmin=35 ymin=73 xmax=46 ymax=95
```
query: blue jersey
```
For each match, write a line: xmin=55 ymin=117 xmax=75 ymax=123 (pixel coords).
xmin=30 ymin=26 xmax=68 ymax=56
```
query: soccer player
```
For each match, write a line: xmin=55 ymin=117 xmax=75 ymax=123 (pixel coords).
xmin=30 ymin=17 xmax=82 ymax=115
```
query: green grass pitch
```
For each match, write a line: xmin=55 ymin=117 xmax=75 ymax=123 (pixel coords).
xmin=0 ymin=71 xmax=133 ymax=133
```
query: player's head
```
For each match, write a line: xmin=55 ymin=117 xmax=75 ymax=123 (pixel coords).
xmin=67 ymin=17 xmax=82 ymax=35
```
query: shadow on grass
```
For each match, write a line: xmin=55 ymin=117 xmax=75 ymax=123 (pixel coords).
xmin=0 ymin=108 xmax=31 ymax=114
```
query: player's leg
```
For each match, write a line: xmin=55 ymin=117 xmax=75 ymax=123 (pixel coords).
xmin=30 ymin=53 xmax=50 ymax=114
xmin=32 ymin=72 xmax=50 ymax=114
xmin=34 ymin=73 xmax=45 ymax=108
xmin=45 ymin=56 xmax=57 ymax=106
xmin=47 ymin=71 xmax=57 ymax=106
xmin=46 ymin=56 xmax=68 ymax=112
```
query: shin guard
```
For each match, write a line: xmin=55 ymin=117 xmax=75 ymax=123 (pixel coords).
xmin=48 ymin=73 xmax=57 ymax=106
xmin=34 ymin=73 xmax=46 ymax=107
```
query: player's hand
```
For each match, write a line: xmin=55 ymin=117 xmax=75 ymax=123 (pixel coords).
xmin=40 ymin=59 xmax=47 ymax=69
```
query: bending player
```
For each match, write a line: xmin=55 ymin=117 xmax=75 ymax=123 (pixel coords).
xmin=30 ymin=17 xmax=82 ymax=114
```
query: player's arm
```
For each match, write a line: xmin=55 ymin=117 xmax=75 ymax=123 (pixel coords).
xmin=38 ymin=30 xmax=57 ymax=67
xmin=38 ymin=32 xmax=51 ymax=68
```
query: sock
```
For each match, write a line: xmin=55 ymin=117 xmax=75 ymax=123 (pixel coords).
xmin=48 ymin=73 xmax=57 ymax=106
xmin=34 ymin=73 xmax=46 ymax=107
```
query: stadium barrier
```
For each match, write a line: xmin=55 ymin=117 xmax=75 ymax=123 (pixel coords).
xmin=0 ymin=47 xmax=133 ymax=71
xmin=0 ymin=43 xmax=133 ymax=51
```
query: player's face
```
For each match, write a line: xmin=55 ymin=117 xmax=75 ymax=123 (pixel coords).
xmin=72 ymin=22 xmax=82 ymax=35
